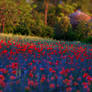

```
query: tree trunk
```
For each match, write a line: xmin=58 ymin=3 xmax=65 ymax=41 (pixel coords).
xmin=0 ymin=25 xmax=1 ymax=33
xmin=2 ymin=21 xmax=4 ymax=33
xmin=54 ymin=0 xmax=57 ymax=6
xmin=45 ymin=0 xmax=48 ymax=25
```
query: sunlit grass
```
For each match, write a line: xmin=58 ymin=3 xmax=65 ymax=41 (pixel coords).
xmin=0 ymin=33 xmax=54 ymax=41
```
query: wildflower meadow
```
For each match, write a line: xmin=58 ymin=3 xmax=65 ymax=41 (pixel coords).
xmin=0 ymin=35 xmax=92 ymax=92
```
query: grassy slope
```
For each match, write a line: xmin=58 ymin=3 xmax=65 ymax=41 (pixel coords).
xmin=0 ymin=33 xmax=91 ymax=46
xmin=0 ymin=33 xmax=54 ymax=41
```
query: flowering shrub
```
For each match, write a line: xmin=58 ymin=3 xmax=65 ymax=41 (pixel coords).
xmin=0 ymin=36 xmax=92 ymax=92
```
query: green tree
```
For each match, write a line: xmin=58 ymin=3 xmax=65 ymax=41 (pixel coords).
xmin=54 ymin=15 xmax=71 ymax=40
xmin=0 ymin=0 xmax=19 ymax=33
xmin=0 ymin=0 xmax=34 ymax=34
xmin=33 ymin=0 xmax=61 ymax=25
xmin=13 ymin=0 xmax=36 ymax=35
xmin=62 ymin=0 xmax=91 ymax=12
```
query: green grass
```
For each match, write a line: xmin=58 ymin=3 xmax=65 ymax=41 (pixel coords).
xmin=0 ymin=33 xmax=54 ymax=41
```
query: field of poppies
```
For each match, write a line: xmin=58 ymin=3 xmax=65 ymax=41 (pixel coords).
xmin=0 ymin=35 xmax=92 ymax=92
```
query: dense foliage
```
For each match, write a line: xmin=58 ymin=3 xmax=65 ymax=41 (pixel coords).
xmin=0 ymin=0 xmax=92 ymax=42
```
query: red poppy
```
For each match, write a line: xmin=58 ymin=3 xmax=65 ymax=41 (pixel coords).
xmin=82 ymin=82 xmax=88 ymax=88
xmin=77 ymin=77 xmax=81 ymax=81
xmin=63 ymin=79 xmax=71 ymax=86
xmin=40 ymin=68 xmax=44 ymax=71
xmin=11 ymin=62 xmax=18 ymax=69
xmin=11 ymin=70 xmax=17 ymax=75
xmin=88 ymin=67 xmax=91 ymax=70
xmin=10 ymin=50 xmax=15 ymax=55
xmin=66 ymin=87 xmax=72 ymax=92
xmin=29 ymin=72 xmax=33 ymax=78
xmin=25 ymin=59 xmax=27 ymax=61
xmin=52 ymin=70 xmax=56 ymax=73
xmin=73 ymin=82 xmax=78 ymax=86
xmin=81 ymin=58 xmax=84 ymax=62
xmin=51 ymin=76 xmax=54 ymax=80
xmin=32 ymin=60 xmax=36 ymax=63
xmin=0 ymin=80 xmax=6 ymax=88
xmin=28 ymin=62 xmax=32 ymax=66
xmin=0 ymin=90 xmax=3 ymax=92
xmin=55 ymin=60 xmax=59 ymax=65
xmin=0 ymin=75 xmax=5 ymax=81
xmin=3 ymin=50 xmax=7 ymax=54
xmin=40 ymin=76 xmax=46 ymax=83
xmin=49 ymin=68 xmax=53 ymax=72
xmin=32 ymin=66 xmax=36 ymax=71
xmin=28 ymin=80 xmax=34 ymax=86
xmin=10 ymin=76 xmax=16 ymax=80
xmin=86 ymin=75 xmax=92 ymax=81
xmin=0 ymin=45 xmax=2 ymax=49
xmin=83 ymin=73 xmax=88 ymax=78
xmin=65 ymin=69 xmax=70 ymax=73
xmin=0 ymin=68 xmax=8 ymax=74
xmin=70 ymin=68 xmax=75 ymax=71
xmin=49 ymin=83 xmax=55 ymax=88
xmin=76 ymin=90 xmax=80 ymax=92
xmin=59 ymin=68 xmax=65 ymax=75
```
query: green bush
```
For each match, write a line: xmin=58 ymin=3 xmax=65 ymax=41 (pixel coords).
xmin=65 ymin=27 xmax=78 ymax=41
xmin=82 ymin=36 xmax=92 ymax=43
xmin=13 ymin=23 xmax=32 ymax=36
xmin=31 ymin=24 xmax=54 ymax=38
xmin=41 ymin=25 xmax=54 ymax=38
xmin=73 ymin=21 xmax=92 ymax=41
xmin=30 ymin=25 xmax=43 ymax=36
xmin=4 ymin=24 xmax=15 ymax=33
xmin=54 ymin=16 xmax=71 ymax=40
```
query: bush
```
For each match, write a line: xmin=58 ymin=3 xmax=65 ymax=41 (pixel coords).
xmin=41 ymin=25 xmax=54 ymax=38
xmin=54 ymin=16 xmax=71 ymax=40
xmin=82 ymin=36 xmax=92 ymax=43
xmin=31 ymin=24 xmax=54 ymax=38
xmin=13 ymin=23 xmax=32 ymax=36
xmin=4 ymin=24 xmax=15 ymax=33
xmin=73 ymin=21 xmax=92 ymax=41
xmin=65 ymin=27 xmax=78 ymax=41
xmin=30 ymin=25 xmax=43 ymax=36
